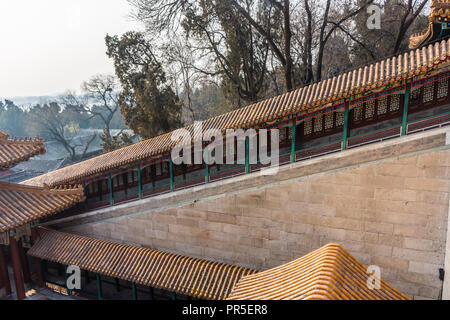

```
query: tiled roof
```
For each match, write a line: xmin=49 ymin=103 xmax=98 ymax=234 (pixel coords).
xmin=28 ymin=228 xmax=258 ymax=300
xmin=227 ymin=244 xmax=410 ymax=300
xmin=24 ymin=39 xmax=450 ymax=188
xmin=409 ymin=25 xmax=434 ymax=50
xmin=0 ymin=183 xmax=85 ymax=233
xmin=0 ymin=132 xmax=46 ymax=170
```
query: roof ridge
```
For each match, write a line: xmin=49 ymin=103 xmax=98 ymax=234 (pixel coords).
xmin=0 ymin=181 xmax=84 ymax=195
xmin=227 ymin=243 xmax=410 ymax=300
xmin=0 ymin=136 xmax=45 ymax=145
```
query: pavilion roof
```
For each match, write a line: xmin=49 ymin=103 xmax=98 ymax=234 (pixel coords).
xmin=0 ymin=131 xmax=46 ymax=170
xmin=409 ymin=1 xmax=450 ymax=49
xmin=23 ymin=39 xmax=450 ymax=189
xmin=0 ymin=183 xmax=85 ymax=233
xmin=28 ymin=228 xmax=258 ymax=300
xmin=227 ymin=243 xmax=410 ymax=300
xmin=430 ymin=0 xmax=450 ymax=23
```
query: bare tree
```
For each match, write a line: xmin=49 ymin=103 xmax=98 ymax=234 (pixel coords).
xmin=314 ymin=0 xmax=374 ymax=81
xmin=62 ymin=74 xmax=124 ymax=148
xmin=162 ymin=36 xmax=201 ymax=124
xmin=351 ymin=0 xmax=430 ymax=68
xmin=391 ymin=0 xmax=429 ymax=54
xmin=29 ymin=103 xmax=97 ymax=161
xmin=129 ymin=0 xmax=377 ymax=91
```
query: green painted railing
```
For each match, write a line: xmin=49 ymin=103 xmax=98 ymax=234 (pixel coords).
xmin=81 ymin=106 xmax=450 ymax=212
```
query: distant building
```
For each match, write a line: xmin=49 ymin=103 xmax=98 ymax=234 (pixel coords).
xmin=0 ymin=159 xmax=69 ymax=183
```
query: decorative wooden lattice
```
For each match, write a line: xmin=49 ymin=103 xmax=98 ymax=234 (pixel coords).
xmin=325 ymin=113 xmax=334 ymax=130
xmin=390 ymin=95 xmax=401 ymax=112
xmin=410 ymin=87 xmax=421 ymax=106
xmin=314 ymin=116 xmax=323 ymax=133
xmin=336 ymin=112 xmax=345 ymax=127
xmin=353 ymin=104 xmax=364 ymax=121
xmin=365 ymin=100 xmax=376 ymax=119
xmin=437 ymin=78 xmax=449 ymax=99
xmin=423 ymin=82 xmax=435 ymax=103
xmin=378 ymin=96 xmax=388 ymax=115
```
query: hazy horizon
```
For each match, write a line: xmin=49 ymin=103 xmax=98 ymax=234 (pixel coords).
xmin=0 ymin=0 xmax=142 ymax=98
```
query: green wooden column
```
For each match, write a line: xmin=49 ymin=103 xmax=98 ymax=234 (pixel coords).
xmin=402 ymin=83 xmax=411 ymax=136
xmin=169 ymin=159 xmax=174 ymax=192
xmin=96 ymin=274 xmax=103 ymax=300
xmin=245 ymin=136 xmax=250 ymax=174
xmin=342 ymin=101 xmax=350 ymax=151
xmin=290 ymin=118 xmax=297 ymax=163
xmin=137 ymin=165 xmax=143 ymax=200
xmin=132 ymin=283 xmax=138 ymax=300
xmin=108 ymin=173 xmax=114 ymax=207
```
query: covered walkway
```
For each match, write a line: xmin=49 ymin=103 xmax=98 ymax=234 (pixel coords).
xmin=28 ymin=227 xmax=257 ymax=300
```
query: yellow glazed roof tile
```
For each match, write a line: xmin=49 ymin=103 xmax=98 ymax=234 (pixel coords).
xmin=0 ymin=182 xmax=85 ymax=233
xmin=28 ymin=228 xmax=257 ymax=300
xmin=0 ymin=131 xmax=46 ymax=170
xmin=227 ymin=244 xmax=410 ymax=300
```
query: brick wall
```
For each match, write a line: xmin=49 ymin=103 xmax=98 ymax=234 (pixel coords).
xmin=62 ymin=130 xmax=450 ymax=300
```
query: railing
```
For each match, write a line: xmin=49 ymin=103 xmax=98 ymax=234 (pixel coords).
xmin=143 ymin=183 xmax=171 ymax=198
xmin=347 ymin=125 xmax=401 ymax=149
xmin=47 ymin=110 xmax=450 ymax=222
xmin=210 ymin=164 xmax=247 ymax=182
xmin=407 ymin=111 xmax=450 ymax=134
xmin=296 ymin=139 xmax=343 ymax=161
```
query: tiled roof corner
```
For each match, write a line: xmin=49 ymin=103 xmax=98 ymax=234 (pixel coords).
xmin=227 ymin=243 xmax=410 ymax=300
xmin=0 ymin=183 xmax=85 ymax=233
xmin=0 ymin=131 xmax=46 ymax=170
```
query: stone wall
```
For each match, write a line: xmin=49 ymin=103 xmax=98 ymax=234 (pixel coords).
xmin=59 ymin=128 xmax=450 ymax=300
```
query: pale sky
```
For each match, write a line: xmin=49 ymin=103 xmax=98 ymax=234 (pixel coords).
xmin=0 ymin=0 xmax=142 ymax=98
